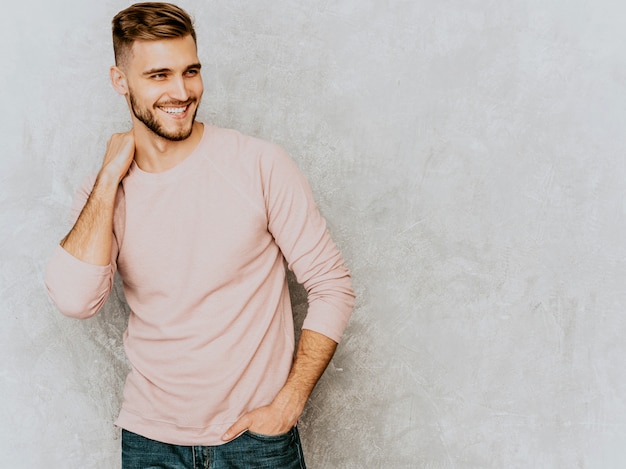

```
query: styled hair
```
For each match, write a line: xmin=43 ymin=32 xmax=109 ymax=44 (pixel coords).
xmin=112 ymin=2 xmax=196 ymax=66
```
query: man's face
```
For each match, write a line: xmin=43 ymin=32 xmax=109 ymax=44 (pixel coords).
xmin=122 ymin=35 xmax=203 ymax=141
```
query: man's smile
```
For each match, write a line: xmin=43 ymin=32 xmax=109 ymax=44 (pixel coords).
xmin=158 ymin=103 xmax=192 ymax=118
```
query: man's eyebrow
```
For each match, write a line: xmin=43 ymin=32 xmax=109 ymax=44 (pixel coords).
xmin=143 ymin=67 xmax=171 ymax=76
xmin=142 ymin=63 xmax=202 ymax=76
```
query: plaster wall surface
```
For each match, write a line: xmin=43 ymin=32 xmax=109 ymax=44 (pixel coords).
xmin=1 ymin=0 xmax=626 ymax=467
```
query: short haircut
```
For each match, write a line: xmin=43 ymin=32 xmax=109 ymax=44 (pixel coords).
xmin=112 ymin=2 xmax=196 ymax=67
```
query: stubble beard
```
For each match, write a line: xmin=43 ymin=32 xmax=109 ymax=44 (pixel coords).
xmin=129 ymin=92 xmax=198 ymax=142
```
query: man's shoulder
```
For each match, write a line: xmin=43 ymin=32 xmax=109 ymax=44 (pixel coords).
xmin=206 ymin=124 xmax=287 ymax=162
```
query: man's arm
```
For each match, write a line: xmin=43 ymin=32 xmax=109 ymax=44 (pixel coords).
xmin=61 ymin=132 xmax=135 ymax=265
xmin=222 ymin=143 xmax=355 ymax=441
xmin=45 ymin=132 xmax=135 ymax=318
xmin=222 ymin=329 xmax=337 ymax=441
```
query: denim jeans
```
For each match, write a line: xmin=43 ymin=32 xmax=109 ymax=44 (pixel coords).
xmin=121 ymin=427 xmax=306 ymax=469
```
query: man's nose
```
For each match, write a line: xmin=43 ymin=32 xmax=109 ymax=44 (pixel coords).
xmin=168 ymin=75 xmax=189 ymax=102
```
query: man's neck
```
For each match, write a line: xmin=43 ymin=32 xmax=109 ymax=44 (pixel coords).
xmin=133 ymin=121 xmax=204 ymax=173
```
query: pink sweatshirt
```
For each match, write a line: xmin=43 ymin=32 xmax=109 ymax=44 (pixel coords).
xmin=45 ymin=124 xmax=354 ymax=445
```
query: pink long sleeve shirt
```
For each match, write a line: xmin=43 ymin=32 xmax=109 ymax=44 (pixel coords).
xmin=45 ymin=125 xmax=354 ymax=445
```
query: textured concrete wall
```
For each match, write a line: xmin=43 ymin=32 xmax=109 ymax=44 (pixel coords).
xmin=2 ymin=0 xmax=626 ymax=467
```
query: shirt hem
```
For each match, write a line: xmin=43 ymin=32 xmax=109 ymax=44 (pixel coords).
xmin=115 ymin=407 xmax=233 ymax=446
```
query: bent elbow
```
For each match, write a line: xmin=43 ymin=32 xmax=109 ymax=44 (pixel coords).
xmin=45 ymin=280 xmax=106 ymax=319
xmin=44 ymin=244 xmax=115 ymax=320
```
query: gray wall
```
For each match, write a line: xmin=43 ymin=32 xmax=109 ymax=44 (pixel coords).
xmin=2 ymin=0 xmax=625 ymax=467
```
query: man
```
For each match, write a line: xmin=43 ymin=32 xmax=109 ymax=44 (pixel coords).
xmin=45 ymin=3 xmax=354 ymax=468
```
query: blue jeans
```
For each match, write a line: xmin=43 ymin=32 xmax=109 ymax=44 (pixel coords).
xmin=121 ymin=427 xmax=306 ymax=469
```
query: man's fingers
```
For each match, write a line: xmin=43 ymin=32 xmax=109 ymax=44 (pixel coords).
xmin=221 ymin=414 xmax=251 ymax=442
xmin=101 ymin=132 xmax=135 ymax=182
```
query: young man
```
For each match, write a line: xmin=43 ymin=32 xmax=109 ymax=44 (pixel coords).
xmin=45 ymin=3 xmax=354 ymax=468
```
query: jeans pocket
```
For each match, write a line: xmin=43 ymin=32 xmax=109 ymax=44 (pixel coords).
xmin=234 ymin=427 xmax=305 ymax=468
xmin=245 ymin=428 xmax=294 ymax=442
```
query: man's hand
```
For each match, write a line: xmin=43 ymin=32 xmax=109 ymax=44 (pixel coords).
xmin=221 ymin=329 xmax=338 ymax=442
xmin=221 ymin=401 xmax=297 ymax=441
xmin=99 ymin=131 xmax=135 ymax=184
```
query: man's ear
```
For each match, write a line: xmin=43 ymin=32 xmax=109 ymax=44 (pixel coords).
xmin=110 ymin=66 xmax=129 ymax=95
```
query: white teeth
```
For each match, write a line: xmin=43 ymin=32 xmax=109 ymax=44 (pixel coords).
xmin=161 ymin=106 xmax=186 ymax=114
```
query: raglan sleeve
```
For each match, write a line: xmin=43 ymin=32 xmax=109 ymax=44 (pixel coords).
xmin=44 ymin=174 xmax=120 ymax=319
xmin=263 ymin=144 xmax=355 ymax=343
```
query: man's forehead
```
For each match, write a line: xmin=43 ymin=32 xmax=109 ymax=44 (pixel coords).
xmin=128 ymin=35 xmax=199 ymax=68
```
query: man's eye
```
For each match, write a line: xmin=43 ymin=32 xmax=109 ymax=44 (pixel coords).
xmin=186 ymin=70 xmax=199 ymax=76
xmin=151 ymin=74 xmax=166 ymax=80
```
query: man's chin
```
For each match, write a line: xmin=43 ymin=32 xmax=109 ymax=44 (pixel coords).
xmin=150 ymin=121 xmax=195 ymax=141
xmin=161 ymin=129 xmax=193 ymax=141
xmin=159 ymin=111 xmax=199 ymax=141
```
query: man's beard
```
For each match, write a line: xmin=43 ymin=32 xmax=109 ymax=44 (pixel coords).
xmin=129 ymin=92 xmax=198 ymax=141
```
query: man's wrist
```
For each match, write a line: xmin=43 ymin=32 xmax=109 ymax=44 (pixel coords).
xmin=96 ymin=168 xmax=123 ymax=187
xmin=271 ymin=385 xmax=307 ymax=425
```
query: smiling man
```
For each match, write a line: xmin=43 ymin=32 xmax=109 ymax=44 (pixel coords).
xmin=44 ymin=3 xmax=354 ymax=468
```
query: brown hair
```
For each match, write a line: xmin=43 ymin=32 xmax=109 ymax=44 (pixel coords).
xmin=112 ymin=2 xmax=196 ymax=67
